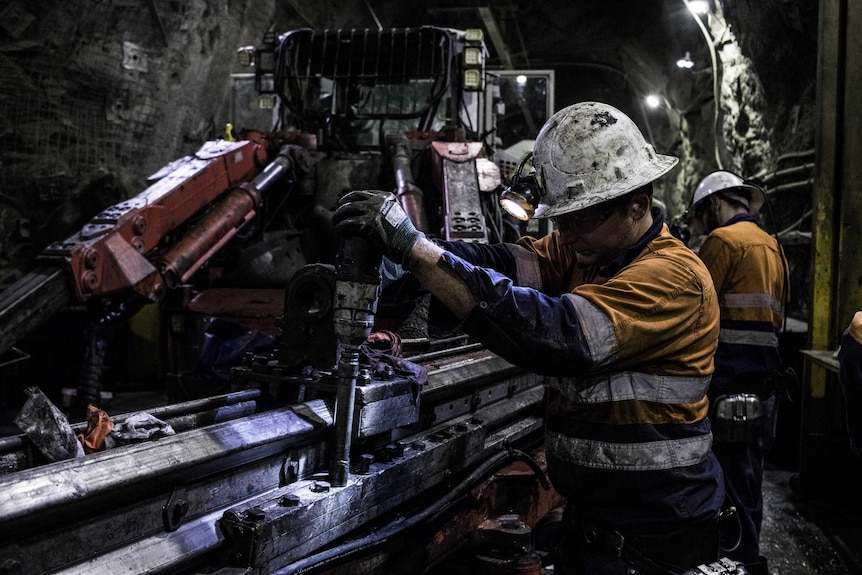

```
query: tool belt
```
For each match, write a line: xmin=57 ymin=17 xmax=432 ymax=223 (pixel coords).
xmin=573 ymin=514 xmax=720 ymax=574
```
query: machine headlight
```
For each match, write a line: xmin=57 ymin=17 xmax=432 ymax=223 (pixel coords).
xmin=464 ymin=69 xmax=482 ymax=89
xmin=464 ymin=46 xmax=483 ymax=66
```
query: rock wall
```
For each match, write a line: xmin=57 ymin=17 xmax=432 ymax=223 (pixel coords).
xmin=0 ymin=0 xmax=284 ymax=285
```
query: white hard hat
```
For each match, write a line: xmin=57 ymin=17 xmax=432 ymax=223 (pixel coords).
xmin=530 ymin=101 xmax=679 ymax=218
xmin=689 ymin=170 xmax=764 ymax=214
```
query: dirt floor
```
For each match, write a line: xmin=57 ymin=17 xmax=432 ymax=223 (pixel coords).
xmin=760 ymin=464 xmax=862 ymax=575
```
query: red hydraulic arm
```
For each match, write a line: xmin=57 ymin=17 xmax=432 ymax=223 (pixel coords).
xmin=40 ymin=139 xmax=268 ymax=302
xmin=0 ymin=138 xmax=307 ymax=359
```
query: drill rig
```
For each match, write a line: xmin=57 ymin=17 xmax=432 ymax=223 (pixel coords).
xmin=0 ymin=26 xmax=562 ymax=575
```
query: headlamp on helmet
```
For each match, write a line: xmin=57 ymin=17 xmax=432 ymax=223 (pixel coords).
xmin=499 ymin=152 xmax=543 ymax=221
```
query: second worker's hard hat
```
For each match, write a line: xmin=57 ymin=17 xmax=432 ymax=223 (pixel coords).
xmin=526 ymin=101 xmax=678 ymax=219
xmin=688 ymin=170 xmax=764 ymax=215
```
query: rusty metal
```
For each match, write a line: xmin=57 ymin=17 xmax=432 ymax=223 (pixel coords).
xmin=156 ymin=145 xmax=299 ymax=293
xmin=39 ymin=139 xmax=267 ymax=302
xmin=431 ymin=141 xmax=489 ymax=243
xmin=388 ymin=133 xmax=430 ymax=233
xmin=156 ymin=184 xmax=260 ymax=290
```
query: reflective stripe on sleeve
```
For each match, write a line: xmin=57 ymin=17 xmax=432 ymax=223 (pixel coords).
xmin=546 ymin=429 xmax=713 ymax=471
xmin=562 ymin=293 xmax=617 ymax=367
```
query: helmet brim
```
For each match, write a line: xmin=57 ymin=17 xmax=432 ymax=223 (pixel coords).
xmin=533 ymin=152 xmax=678 ymax=219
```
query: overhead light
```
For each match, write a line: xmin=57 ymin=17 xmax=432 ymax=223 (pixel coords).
xmin=516 ymin=74 xmax=528 ymax=85
xmin=688 ymin=1 xmax=709 ymax=15
xmin=676 ymin=51 xmax=694 ymax=69
xmin=645 ymin=94 xmax=661 ymax=108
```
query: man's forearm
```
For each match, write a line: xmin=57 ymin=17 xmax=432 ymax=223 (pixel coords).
xmin=407 ymin=238 xmax=477 ymax=319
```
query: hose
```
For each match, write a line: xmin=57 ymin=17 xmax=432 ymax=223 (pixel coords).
xmin=74 ymin=322 xmax=112 ymax=420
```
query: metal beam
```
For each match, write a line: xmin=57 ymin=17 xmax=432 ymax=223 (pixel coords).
xmin=809 ymin=0 xmax=843 ymax=359
xmin=477 ymin=6 xmax=514 ymax=69
xmin=0 ymin=266 xmax=73 ymax=358
xmin=220 ymin=386 xmax=544 ymax=572
xmin=0 ymin=346 xmax=542 ymax=574
xmin=838 ymin=0 xmax=862 ymax=330
xmin=0 ymin=403 xmax=329 ymax=539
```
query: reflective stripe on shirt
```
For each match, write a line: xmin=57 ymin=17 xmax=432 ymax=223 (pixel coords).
xmin=546 ymin=429 xmax=713 ymax=471
xmin=552 ymin=371 xmax=712 ymax=405
xmin=718 ymin=328 xmax=779 ymax=347
xmin=720 ymin=292 xmax=784 ymax=315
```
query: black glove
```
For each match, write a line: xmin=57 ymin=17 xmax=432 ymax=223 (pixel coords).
xmin=333 ymin=190 xmax=425 ymax=266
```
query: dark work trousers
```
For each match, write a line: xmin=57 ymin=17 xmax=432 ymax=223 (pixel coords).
xmin=552 ymin=505 xmax=720 ymax=575
xmin=711 ymin=393 xmax=778 ymax=564
xmin=838 ymin=331 xmax=862 ymax=457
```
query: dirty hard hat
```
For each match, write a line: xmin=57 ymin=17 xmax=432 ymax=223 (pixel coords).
xmin=689 ymin=170 xmax=764 ymax=214
xmin=530 ymin=101 xmax=678 ymax=218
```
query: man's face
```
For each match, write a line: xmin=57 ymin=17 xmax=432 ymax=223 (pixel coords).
xmin=551 ymin=198 xmax=639 ymax=267
xmin=693 ymin=198 xmax=720 ymax=235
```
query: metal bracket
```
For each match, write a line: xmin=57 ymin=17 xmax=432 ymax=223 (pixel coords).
xmin=162 ymin=488 xmax=189 ymax=533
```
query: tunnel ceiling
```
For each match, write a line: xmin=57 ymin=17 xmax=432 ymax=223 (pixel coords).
xmin=277 ymin=0 xmax=818 ymax=162
xmin=283 ymin=0 xmax=708 ymax=110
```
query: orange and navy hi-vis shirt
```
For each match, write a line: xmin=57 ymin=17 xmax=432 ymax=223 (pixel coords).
xmin=433 ymin=208 xmax=724 ymax=530
xmin=697 ymin=213 xmax=787 ymax=381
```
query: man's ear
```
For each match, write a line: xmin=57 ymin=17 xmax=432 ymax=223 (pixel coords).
xmin=630 ymin=192 xmax=651 ymax=220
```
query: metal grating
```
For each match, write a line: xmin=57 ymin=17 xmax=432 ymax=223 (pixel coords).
xmin=0 ymin=45 xmax=157 ymax=203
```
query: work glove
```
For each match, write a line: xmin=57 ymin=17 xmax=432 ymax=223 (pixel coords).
xmin=332 ymin=190 xmax=425 ymax=266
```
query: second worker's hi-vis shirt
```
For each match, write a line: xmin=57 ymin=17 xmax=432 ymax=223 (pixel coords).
xmin=434 ymin=208 xmax=725 ymax=531
xmin=697 ymin=213 xmax=787 ymax=382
